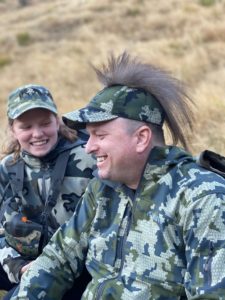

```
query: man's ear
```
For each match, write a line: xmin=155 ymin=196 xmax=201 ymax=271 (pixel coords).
xmin=135 ymin=125 xmax=152 ymax=153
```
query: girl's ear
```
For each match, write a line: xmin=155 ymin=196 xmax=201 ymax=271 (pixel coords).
xmin=135 ymin=125 xmax=152 ymax=153
xmin=10 ymin=123 xmax=17 ymax=139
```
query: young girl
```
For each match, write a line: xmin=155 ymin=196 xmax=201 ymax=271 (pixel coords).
xmin=0 ymin=84 xmax=95 ymax=299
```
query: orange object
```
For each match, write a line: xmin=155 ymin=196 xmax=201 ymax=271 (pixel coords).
xmin=21 ymin=216 xmax=28 ymax=222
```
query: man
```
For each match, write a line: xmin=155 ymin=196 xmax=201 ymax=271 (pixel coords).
xmin=12 ymin=52 xmax=225 ymax=299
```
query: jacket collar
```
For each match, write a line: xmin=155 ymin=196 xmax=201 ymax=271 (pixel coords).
xmin=20 ymin=137 xmax=77 ymax=168
xmin=94 ymin=146 xmax=193 ymax=189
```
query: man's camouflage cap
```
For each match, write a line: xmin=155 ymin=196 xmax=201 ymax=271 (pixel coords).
xmin=7 ymin=84 xmax=58 ymax=119
xmin=63 ymin=85 xmax=165 ymax=129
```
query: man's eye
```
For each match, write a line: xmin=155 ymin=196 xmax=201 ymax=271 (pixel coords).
xmin=42 ymin=122 xmax=51 ymax=126
xmin=97 ymin=135 xmax=105 ymax=140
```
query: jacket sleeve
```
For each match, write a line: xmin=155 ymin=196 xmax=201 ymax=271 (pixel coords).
xmin=0 ymin=157 xmax=32 ymax=283
xmin=11 ymin=182 xmax=96 ymax=300
xmin=0 ymin=158 xmax=10 ymax=211
xmin=0 ymin=239 xmax=31 ymax=283
xmin=184 ymin=192 xmax=225 ymax=298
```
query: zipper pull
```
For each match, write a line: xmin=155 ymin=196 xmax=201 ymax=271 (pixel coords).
xmin=204 ymin=242 xmax=214 ymax=272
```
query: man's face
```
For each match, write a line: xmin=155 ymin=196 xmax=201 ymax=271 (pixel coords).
xmin=86 ymin=118 xmax=142 ymax=188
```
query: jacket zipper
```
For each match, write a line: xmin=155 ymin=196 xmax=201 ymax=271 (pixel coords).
xmin=203 ymin=241 xmax=214 ymax=285
xmin=95 ymin=195 xmax=134 ymax=299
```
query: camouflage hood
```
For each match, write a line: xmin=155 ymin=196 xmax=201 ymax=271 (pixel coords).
xmin=20 ymin=137 xmax=78 ymax=168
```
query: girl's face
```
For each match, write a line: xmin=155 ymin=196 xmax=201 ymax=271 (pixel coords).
xmin=12 ymin=108 xmax=60 ymax=157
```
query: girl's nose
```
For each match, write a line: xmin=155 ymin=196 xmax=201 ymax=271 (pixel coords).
xmin=32 ymin=127 xmax=43 ymax=137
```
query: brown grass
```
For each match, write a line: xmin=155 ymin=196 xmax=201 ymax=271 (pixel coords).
xmin=0 ymin=0 xmax=224 ymax=155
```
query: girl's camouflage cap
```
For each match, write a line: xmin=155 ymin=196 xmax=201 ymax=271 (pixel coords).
xmin=7 ymin=84 xmax=58 ymax=119
xmin=63 ymin=85 xmax=165 ymax=129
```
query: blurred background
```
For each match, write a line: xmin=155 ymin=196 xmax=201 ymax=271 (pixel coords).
xmin=0 ymin=0 xmax=224 ymax=155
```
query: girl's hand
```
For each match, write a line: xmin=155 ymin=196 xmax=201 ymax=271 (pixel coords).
xmin=21 ymin=261 xmax=33 ymax=274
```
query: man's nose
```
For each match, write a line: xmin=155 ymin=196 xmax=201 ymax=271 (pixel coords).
xmin=85 ymin=137 xmax=97 ymax=154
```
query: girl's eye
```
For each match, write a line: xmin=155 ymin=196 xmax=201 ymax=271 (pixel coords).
xmin=20 ymin=125 xmax=31 ymax=130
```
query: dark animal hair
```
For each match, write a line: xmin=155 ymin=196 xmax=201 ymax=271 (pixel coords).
xmin=92 ymin=51 xmax=195 ymax=151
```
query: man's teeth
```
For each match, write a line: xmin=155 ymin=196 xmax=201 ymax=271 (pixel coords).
xmin=97 ymin=156 xmax=105 ymax=162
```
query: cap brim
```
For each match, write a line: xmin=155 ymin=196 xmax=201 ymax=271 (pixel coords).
xmin=9 ymin=104 xmax=58 ymax=119
xmin=62 ymin=107 xmax=118 ymax=129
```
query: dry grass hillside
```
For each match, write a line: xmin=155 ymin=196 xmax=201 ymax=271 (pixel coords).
xmin=0 ymin=0 xmax=224 ymax=155
xmin=0 ymin=2 xmax=225 ymax=297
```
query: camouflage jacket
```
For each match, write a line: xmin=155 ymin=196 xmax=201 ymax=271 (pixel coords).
xmin=12 ymin=146 xmax=225 ymax=299
xmin=0 ymin=137 xmax=95 ymax=283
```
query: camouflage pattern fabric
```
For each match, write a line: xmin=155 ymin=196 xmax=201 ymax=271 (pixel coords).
xmin=0 ymin=137 xmax=95 ymax=283
xmin=7 ymin=84 xmax=58 ymax=120
xmin=62 ymin=85 xmax=165 ymax=129
xmin=12 ymin=146 xmax=225 ymax=299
